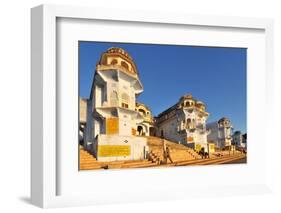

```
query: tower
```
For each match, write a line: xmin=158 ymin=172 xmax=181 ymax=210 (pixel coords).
xmin=84 ymin=47 xmax=148 ymax=161
xmin=207 ymin=117 xmax=233 ymax=149
xmin=176 ymin=94 xmax=210 ymax=151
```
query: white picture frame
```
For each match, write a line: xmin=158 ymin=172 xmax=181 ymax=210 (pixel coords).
xmin=31 ymin=4 xmax=274 ymax=208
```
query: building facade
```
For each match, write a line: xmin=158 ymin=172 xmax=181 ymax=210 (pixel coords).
xmin=207 ymin=117 xmax=233 ymax=149
xmin=84 ymin=47 xmax=149 ymax=161
xmin=155 ymin=94 xmax=210 ymax=152
xmin=242 ymin=133 xmax=247 ymax=149
xmin=232 ymin=131 xmax=244 ymax=147
xmin=135 ymin=102 xmax=156 ymax=136
xmin=79 ymin=98 xmax=87 ymax=145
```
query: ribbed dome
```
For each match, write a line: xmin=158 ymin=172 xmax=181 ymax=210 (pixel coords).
xmin=195 ymin=101 xmax=206 ymax=111
xmin=218 ymin=117 xmax=231 ymax=126
xmin=180 ymin=94 xmax=194 ymax=101
xmin=178 ymin=94 xmax=208 ymax=112
xmin=218 ymin=117 xmax=229 ymax=123
xmin=105 ymin=47 xmax=133 ymax=60
xmin=195 ymin=101 xmax=205 ymax=106
xmin=97 ymin=47 xmax=138 ymax=75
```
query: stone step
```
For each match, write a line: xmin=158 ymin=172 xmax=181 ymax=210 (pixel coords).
xmin=79 ymin=149 xmax=97 ymax=164
xmin=80 ymin=155 xmax=96 ymax=158
xmin=80 ymin=157 xmax=97 ymax=161
xmin=81 ymin=159 xmax=156 ymax=170
xmin=80 ymin=156 xmax=96 ymax=159
xmin=79 ymin=165 xmax=102 ymax=170
xmin=80 ymin=161 xmax=98 ymax=164
xmin=193 ymin=155 xmax=245 ymax=165
xmin=174 ymin=154 xmax=245 ymax=166
xmin=81 ymin=159 xmax=150 ymax=166
xmin=122 ymin=162 xmax=158 ymax=169
xmin=80 ymin=154 xmax=92 ymax=157
xmin=120 ymin=161 xmax=154 ymax=168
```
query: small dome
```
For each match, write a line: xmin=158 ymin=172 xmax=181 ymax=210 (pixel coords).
xmin=234 ymin=130 xmax=241 ymax=135
xmin=105 ymin=47 xmax=133 ymax=60
xmin=195 ymin=101 xmax=206 ymax=110
xmin=97 ymin=47 xmax=138 ymax=75
xmin=136 ymin=102 xmax=153 ymax=123
xmin=218 ymin=117 xmax=229 ymax=123
xmin=218 ymin=117 xmax=231 ymax=126
xmin=136 ymin=102 xmax=151 ymax=112
xmin=180 ymin=94 xmax=193 ymax=100
xmin=196 ymin=101 xmax=205 ymax=106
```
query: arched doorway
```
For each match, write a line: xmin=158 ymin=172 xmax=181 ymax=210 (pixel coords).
xmin=149 ymin=127 xmax=156 ymax=136
xmin=137 ymin=126 xmax=143 ymax=136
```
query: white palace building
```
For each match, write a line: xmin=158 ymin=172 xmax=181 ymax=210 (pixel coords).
xmin=155 ymin=94 xmax=210 ymax=152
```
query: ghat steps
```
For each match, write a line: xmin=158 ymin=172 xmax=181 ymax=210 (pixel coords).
xmin=173 ymin=153 xmax=246 ymax=166
xmin=79 ymin=146 xmax=157 ymax=170
xmin=146 ymin=136 xmax=201 ymax=164
xmin=79 ymin=136 xmax=203 ymax=170
xmin=79 ymin=137 xmax=245 ymax=170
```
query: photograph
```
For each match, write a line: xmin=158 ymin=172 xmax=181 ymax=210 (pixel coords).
xmin=78 ymin=41 xmax=247 ymax=170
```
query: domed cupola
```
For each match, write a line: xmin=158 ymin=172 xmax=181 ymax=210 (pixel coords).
xmin=195 ymin=100 xmax=206 ymax=111
xmin=218 ymin=117 xmax=230 ymax=127
xmin=179 ymin=94 xmax=196 ymax=107
xmin=97 ymin=47 xmax=138 ymax=76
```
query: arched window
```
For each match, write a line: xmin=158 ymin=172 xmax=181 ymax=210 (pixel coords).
xmin=110 ymin=91 xmax=118 ymax=106
xmin=186 ymin=101 xmax=193 ymax=107
xmin=121 ymin=61 xmax=129 ymax=70
xmin=192 ymin=119 xmax=196 ymax=129
xmin=110 ymin=59 xmax=118 ymax=65
xmin=137 ymin=126 xmax=143 ymax=136
xmin=186 ymin=118 xmax=192 ymax=129
xmin=121 ymin=93 xmax=129 ymax=108
xmin=138 ymin=109 xmax=146 ymax=116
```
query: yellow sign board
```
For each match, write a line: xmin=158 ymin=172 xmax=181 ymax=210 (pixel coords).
xmin=195 ymin=144 xmax=202 ymax=152
xmin=106 ymin=117 xmax=119 ymax=134
xmin=98 ymin=145 xmax=131 ymax=157
xmin=209 ymin=144 xmax=215 ymax=153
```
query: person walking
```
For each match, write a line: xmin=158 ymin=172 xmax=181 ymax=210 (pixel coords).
xmin=163 ymin=139 xmax=173 ymax=164
xmin=166 ymin=146 xmax=173 ymax=163
xmin=163 ymin=139 xmax=167 ymax=164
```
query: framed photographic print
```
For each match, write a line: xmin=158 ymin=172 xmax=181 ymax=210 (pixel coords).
xmin=31 ymin=4 xmax=274 ymax=208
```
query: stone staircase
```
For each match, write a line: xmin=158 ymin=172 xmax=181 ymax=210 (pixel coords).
xmin=79 ymin=146 xmax=157 ymax=170
xmin=79 ymin=147 xmax=100 ymax=170
xmin=146 ymin=136 xmax=201 ymax=164
xmin=79 ymin=140 xmax=244 ymax=170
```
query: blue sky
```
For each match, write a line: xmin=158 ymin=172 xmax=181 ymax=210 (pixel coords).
xmin=79 ymin=41 xmax=247 ymax=133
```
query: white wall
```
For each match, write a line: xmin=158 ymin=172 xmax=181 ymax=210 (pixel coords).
xmin=118 ymin=112 xmax=134 ymax=135
xmin=95 ymin=134 xmax=147 ymax=162
xmin=1 ymin=0 xmax=281 ymax=212
xmin=158 ymin=116 xmax=182 ymax=142
xmin=118 ymin=76 xmax=136 ymax=110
